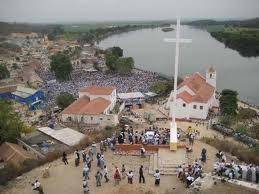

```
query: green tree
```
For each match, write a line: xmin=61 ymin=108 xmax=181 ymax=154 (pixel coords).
xmin=109 ymin=46 xmax=123 ymax=57
xmin=219 ymin=89 xmax=238 ymax=116
xmin=0 ymin=100 xmax=32 ymax=144
xmin=56 ymin=92 xmax=75 ymax=109
xmin=115 ymin=57 xmax=134 ymax=74
xmin=0 ymin=64 xmax=10 ymax=80
xmin=105 ymin=52 xmax=118 ymax=70
xmin=50 ymin=52 xmax=73 ymax=81
xmin=150 ymin=81 xmax=168 ymax=95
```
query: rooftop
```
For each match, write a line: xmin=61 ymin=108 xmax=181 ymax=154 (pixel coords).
xmin=38 ymin=127 xmax=85 ymax=147
xmin=80 ymin=85 xmax=115 ymax=95
xmin=62 ymin=96 xmax=111 ymax=115
xmin=176 ymin=72 xmax=215 ymax=103
xmin=117 ymin=92 xmax=145 ymax=99
xmin=12 ymin=86 xmax=37 ymax=98
xmin=0 ymin=142 xmax=35 ymax=167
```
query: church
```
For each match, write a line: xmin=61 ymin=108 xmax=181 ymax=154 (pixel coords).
xmin=167 ymin=67 xmax=218 ymax=120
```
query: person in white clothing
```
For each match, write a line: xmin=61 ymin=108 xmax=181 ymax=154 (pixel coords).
xmin=127 ymin=170 xmax=134 ymax=184
xmin=154 ymin=169 xmax=160 ymax=186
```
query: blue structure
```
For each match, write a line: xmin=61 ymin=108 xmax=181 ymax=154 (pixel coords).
xmin=0 ymin=86 xmax=45 ymax=109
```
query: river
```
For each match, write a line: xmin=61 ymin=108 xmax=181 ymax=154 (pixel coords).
xmin=98 ymin=25 xmax=259 ymax=105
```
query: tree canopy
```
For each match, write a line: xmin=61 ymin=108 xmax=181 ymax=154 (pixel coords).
xmin=0 ymin=64 xmax=10 ymax=80
xmin=56 ymin=92 xmax=75 ymax=109
xmin=149 ymin=78 xmax=182 ymax=95
xmin=105 ymin=47 xmax=134 ymax=73
xmin=0 ymin=100 xmax=33 ymax=144
xmin=219 ymin=89 xmax=238 ymax=116
xmin=50 ymin=52 xmax=73 ymax=81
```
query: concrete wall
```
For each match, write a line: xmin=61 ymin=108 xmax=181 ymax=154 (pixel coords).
xmin=61 ymin=113 xmax=118 ymax=127
xmin=170 ymin=98 xmax=210 ymax=120
xmin=17 ymin=138 xmax=45 ymax=160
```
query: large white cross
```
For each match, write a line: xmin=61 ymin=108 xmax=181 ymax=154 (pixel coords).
xmin=164 ymin=18 xmax=192 ymax=151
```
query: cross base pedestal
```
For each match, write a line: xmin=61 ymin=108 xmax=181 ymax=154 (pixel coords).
xmin=170 ymin=122 xmax=178 ymax=151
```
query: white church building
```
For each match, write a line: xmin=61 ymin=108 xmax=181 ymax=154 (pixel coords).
xmin=167 ymin=67 xmax=218 ymax=120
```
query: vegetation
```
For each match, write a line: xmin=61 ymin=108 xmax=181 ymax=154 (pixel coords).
xmin=202 ymin=137 xmax=259 ymax=164
xmin=209 ymin=27 xmax=259 ymax=57
xmin=50 ymin=52 xmax=73 ymax=81
xmin=237 ymin=108 xmax=257 ymax=120
xmin=64 ymin=21 xmax=171 ymax=41
xmin=219 ymin=89 xmax=238 ymax=116
xmin=249 ymin=124 xmax=259 ymax=139
xmin=187 ymin=18 xmax=259 ymax=28
xmin=0 ymin=64 xmax=10 ymax=80
xmin=219 ymin=115 xmax=235 ymax=128
xmin=105 ymin=47 xmax=134 ymax=74
xmin=149 ymin=78 xmax=182 ymax=95
xmin=0 ymin=100 xmax=33 ymax=144
xmin=56 ymin=92 xmax=75 ymax=109
xmin=187 ymin=18 xmax=259 ymax=57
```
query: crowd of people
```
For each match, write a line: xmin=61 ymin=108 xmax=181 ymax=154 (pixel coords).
xmin=177 ymin=160 xmax=204 ymax=188
xmin=117 ymin=125 xmax=171 ymax=145
xmin=36 ymin=67 xmax=160 ymax=107
xmin=60 ymin=141 xmax=161 ymax=194
xmin=213 ymin=150 xmax=259 ymax=183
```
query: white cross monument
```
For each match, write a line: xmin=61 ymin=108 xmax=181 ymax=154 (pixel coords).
xmin=164 ymin=18 xmax=192 ymax=151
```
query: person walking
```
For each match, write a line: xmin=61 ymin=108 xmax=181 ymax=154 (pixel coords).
xmin=127 ymin=170 xmax=134 ymax=184
xmin=62 ymin=152 xmax=68 ymax=165
xmin=103 ymin=165 xmax=109 ymax=182
xmin=140 ymin=146 xmax=146 ymax=158
xmin=83 ymin=165 xmax=90 ymax=180
xmin=114 ymin=167 xmax=121 ymax=186
xmin=83 ymin=179 xmax=89 ymax=194
xmin=95 ymin=170 xmax=103 ymax=187
xmin=74 ymin=149 xmax=80 ymax=167
xmin=139 ymin=165 xmax=145 ymax=183
xmin=121 ymin=164 xmax=126 ymax=179
xmin=32 ymin=180 xmax=44 ymax=194
xmin=154 ymin=169 xmax=160 ymax=186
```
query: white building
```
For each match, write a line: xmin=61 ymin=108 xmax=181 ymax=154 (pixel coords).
xmin=79 ymin=85 xmax=116 ymax=112
xmin=61 ymin=85 xmax=118 ymax=127
xmin=168 ymin=67 xmax=218 ymax=120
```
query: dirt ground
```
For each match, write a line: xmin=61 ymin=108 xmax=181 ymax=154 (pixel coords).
xmin=1 ymin=148 xmax=187 ymax=194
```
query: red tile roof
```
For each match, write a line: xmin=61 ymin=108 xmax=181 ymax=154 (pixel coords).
xmin=177 ymin=91 xmax=193 ymax=103
xmin=80 ymin=85 xmax=115 ymax=95
xmin=176 ymin=72 xmax=215 ymax=103
xmin=62 ymin=96 xmax=111 ymax=115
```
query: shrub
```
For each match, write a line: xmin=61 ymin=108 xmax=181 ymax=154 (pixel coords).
xmin=202 ymin=137 xmax=259 ymax=164
xmin=0 ymin=163 xmax=19 ymax=185
xmin=237 ymin=108 xmax=257 ymax=120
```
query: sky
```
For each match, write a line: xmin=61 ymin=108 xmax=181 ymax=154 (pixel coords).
xmin=0 ymin=0 xmax=259 ymax=23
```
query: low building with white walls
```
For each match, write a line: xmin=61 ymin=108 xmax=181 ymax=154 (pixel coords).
xmin=168 ymin=67 xmax=218 ymax=120
xmin=61 ymin=85 xmax=118 ymax=127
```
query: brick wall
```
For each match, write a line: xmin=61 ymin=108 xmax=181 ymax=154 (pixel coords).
xmin=115 ymin=143 xmax=186 ymax=152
